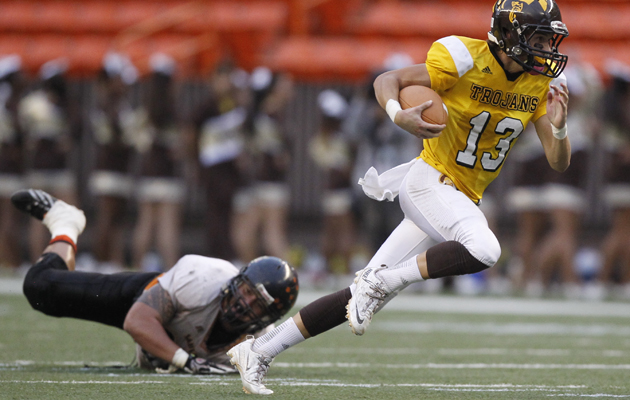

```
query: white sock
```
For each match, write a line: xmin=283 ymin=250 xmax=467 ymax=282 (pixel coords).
xmin=377 ymin=255 xmax=424 ymax=291
xmin=43 ymin=201 xmax=86 ymax=244
xmin=252 ymin=318 xmax=305 ymax=358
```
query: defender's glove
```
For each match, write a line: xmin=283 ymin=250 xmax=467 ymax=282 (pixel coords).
xmin=183 ymin=356 xmax=236 ymax=375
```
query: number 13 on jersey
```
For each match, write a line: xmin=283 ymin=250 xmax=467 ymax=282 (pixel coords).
xmin=456 ymin=111 xmax=524 ymax=172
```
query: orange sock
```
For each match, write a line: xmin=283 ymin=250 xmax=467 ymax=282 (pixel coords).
xmin=49 ymin=235 xmax=77 ymax=253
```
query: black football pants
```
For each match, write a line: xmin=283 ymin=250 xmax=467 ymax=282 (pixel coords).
xmin=23 ymin=252 xmax=160 ymax=329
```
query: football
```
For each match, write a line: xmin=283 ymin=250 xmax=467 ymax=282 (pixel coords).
xmin=398 ymin=85 xmax=448 ymax=125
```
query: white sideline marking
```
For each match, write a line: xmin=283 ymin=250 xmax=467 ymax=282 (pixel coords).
xmin=288 ymin=347 xmax=629 ymax=357
xmin=5 ymin=376 xmax=630 ymax=396
xmin=297 ymin=291 xmax=630 ymax=318
xmin=551 ymin=396 xmax=630 ymax=398
xmin=5 ymin=360 xmax=630 ymax=371
xmin=2 ymin=380 xmax=169 ymax=384
xmin=549 ymin=395 xmax=630 ymax=398
xmin=2 ymin=282 xmax=630 ymax=318
xmin=375 ymin=321 xmax=630 ymax=336
xmin=0 ymin=379 xmax=584 ymax=391
xmin=7 ymin=378 xmax=629 ymax=396
xmin=0 ymin=278 xmax=22 ymax=295
xmin=273 ymin=362 xmax=630 ymax=370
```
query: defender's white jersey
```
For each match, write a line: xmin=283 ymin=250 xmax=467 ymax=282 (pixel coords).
xmin=157 ymin=255 xmax=239 ymax=362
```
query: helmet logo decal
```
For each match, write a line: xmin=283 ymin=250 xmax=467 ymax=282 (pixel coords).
xmin=509 ymin=2 xmax=523 ymax=24
xmin=520 ymin=0 xmax=548 ymax=9
xmin=255 ymin=283 xmax=275 ymax=305
xmin=508 ymin=0 xmax=550 ymax=22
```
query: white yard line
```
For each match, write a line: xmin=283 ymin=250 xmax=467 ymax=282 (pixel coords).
xmin=287 ymin=347 xmax=629 ymax=357
xmin=272 ymin=362 xmax=630 ymax=370
xmin=296 ymin=291 xmax=630 ymax=318
xmin=4 ymin=377 xmax=629 ymax=397
xmin=374 ymin=321 xmax=630 ymax=335
xmin=0 ymin=278 xmax=22 ymax=295
xmin=5 ymin=361 xmax=630 ymax=371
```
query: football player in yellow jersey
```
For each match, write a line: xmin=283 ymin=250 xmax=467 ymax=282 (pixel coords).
xmin=227 ymin=0 xmax=570 ymax=394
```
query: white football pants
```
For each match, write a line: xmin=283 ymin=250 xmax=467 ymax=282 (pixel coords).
xmin=363 ymin=158 xmax=501 ymax=272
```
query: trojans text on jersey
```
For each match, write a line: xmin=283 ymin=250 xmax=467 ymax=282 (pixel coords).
xmin=470 ymin=83 xmax=541 ymax=113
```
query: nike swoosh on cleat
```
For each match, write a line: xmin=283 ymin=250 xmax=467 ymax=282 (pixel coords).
xmin=354 ymin=306 xmax=364 ymax=324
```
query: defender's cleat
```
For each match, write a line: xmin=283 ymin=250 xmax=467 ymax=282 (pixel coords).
xmin=227 ymin=337 xmax=274 ymax=395
xmin=11 ymin=189 xmax=57 ymax=220
xmin=347 ymin=265 xmax=390 ymax=336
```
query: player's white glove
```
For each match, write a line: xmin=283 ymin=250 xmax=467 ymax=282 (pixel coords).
xmin=183 ymin=356 xmax=236 ymax=375
xmin=160 ymin=348 xmax=237 ymax=374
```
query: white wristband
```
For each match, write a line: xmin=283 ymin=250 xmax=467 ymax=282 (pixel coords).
xmin=385 ymin=99 xmax=402 ymax=123
xmin=551 ymin=123 xmax=567 ymax=140
xmin=171 ymin=348 xmax=189 ymax=368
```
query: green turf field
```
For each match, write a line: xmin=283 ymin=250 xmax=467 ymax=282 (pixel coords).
xmin=2 ymin=289 xmax=630 ymax=400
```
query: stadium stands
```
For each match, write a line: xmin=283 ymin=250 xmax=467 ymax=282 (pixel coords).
xmin=0 ymin=0 xmax=624 ymax=80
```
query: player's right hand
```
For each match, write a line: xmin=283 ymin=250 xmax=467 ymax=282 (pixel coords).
xmin=183 ymin=356 xmax=236 ymax=375
xmin=396 ymin=101 xmax=445 ymax=140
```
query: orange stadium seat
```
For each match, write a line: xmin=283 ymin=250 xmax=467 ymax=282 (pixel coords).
xmin=565 ymin=40 xmax=630 ymax=73
xmin=121 ymin=34 xmax=190 ymax=67
xmin=22 ymin=35 xmax=73 ymax=73
xmin=264 ymin=37 xmax=434 ymax=82
xmin=114 ymin=2 xmax=178 ymax=30
xmin=72 ymin=3 xmax=120 ymax=33
xmin=178 ymin=2 xmax=287 ymax=33
xmin=0 ymin=0 xmax=626 ymax=80
xmin=0 ymin=34 xmax=111 ymax=76
xmin=0 ymin=2 xmax=39 ymax=33
xmin=351 ymin=1 xmax=626 ymax=41
xmin=0 ymin=35 xmax=31 ymax=58
xmin=349 ymin=2 xmax=489 ymax=41
xmin=561 ymin=4 xmax=630 ymax=40
xmin=68 ymin=35 xmax=113 ymax=75
xmin=37 ymin=2 xmax=78 ymax=33
xmin=178 ymin=2 xmax=288 ymax=69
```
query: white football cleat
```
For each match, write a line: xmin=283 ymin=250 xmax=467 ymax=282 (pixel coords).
xmin=227 ymin=336 xmax=274 ymax=395
xmin=347 ymin=265 xmax=391 ymax=336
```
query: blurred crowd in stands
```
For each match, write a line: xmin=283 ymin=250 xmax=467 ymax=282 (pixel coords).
xmin=1 ymin=50 xmax=630 ymax=302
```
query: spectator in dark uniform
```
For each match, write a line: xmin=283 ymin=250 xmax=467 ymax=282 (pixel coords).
xmin=88 ymin=52 xmax=139 ymax=270
xmin=507 ymin=61 xmax=600 ymax=298
xmin=131 ymin=53 xmax=185 ymax=272
xmin=187 ymin=59 xmax=249 ymax=260
xmin=18 ymin=59 xmax=80 ymax=262
xmin=232 ymin=67 xmax=294 ymax=264
xmin=308 ymin=89 xmax=357 ymax=275
xmin=0 ymin=55 xmax=28 ymax=268
xmin=597 ymin=61 xmax=630 ymax=298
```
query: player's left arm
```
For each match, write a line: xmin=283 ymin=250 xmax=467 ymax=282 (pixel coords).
xmin=124 ymin=284 xmax=180 ymax=365
xmin=534 ymin=82 xmax=571 ymax=172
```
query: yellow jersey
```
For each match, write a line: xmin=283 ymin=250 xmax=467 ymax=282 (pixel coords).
xmin=421 ymin=36 xmax=565 ymax=202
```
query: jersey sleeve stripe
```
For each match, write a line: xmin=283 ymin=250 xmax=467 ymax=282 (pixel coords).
xmin=436 ymin=36 xmax=474 ymax=78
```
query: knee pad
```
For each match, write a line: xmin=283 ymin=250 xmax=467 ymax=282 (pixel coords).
xmin=426 ymin=241 xmax=493 ymax=279
xmin=459 ymin=227 xmax=501 ymax=268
